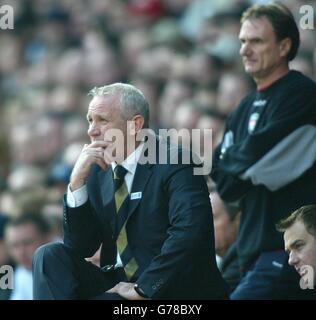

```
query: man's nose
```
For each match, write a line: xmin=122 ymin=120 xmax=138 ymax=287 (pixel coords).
xmin=240 ymin=43 xmax=250 ymax=56
xmin=88 ymin=125 xmax=101 ymax=137
xmin=288 ymin=251 xmax=299 ymax=266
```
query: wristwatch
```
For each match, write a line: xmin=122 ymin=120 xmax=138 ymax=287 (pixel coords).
xmin=134 ymin=284 xmax=148 ymax=298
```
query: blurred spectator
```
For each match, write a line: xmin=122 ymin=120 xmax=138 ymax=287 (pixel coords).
xmin=0 ymin=134 xmax=10 ymax=191
xmin=4 ymin=213 xmax=51 ymax=300
xmin=290 ymin=51 xmax=315 ymax=80
xmin=7 ymin=166 xmax=46 ymax=192
xmin=62 ymin=117 xmax=89 ymax=148
xmin=193 ymin=87 xmax=217 ymax=109
xmin=4 ymin=166 xmax=47 ymax=217
xmin=217 ymin=71 xmax=254 ymax=116
xmin=211 ymin=192 xmax=240 ymax=258
xmin=161 ymin=0 xmax=190 ymax=16
xmin=172 ymin=100 xmax=203 ymax=131
xmin=197 ymin=112 xmax=226 ymax=146
xmin=120 ymin=28 xmax=151 ymax=73
xmin=10 ymin=114 xmax=63 ymax=165
xmin=188 ymin=49 xmax=222 ymax=88
xmin=170 ymin=99 xmax=204 ymax=154
xmin=210 ymin=192 xmax=240 ymax=292
xmin=158 ymin=79 xmax=194 ymax=128
xmin=0 ymin=214 xmax=14 ymax=300
xmin=135 ymin=46 xmax=176 ymax=82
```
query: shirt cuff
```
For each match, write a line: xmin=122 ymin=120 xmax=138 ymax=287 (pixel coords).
xmin=67 ymin=184 xmax=88 ymax=208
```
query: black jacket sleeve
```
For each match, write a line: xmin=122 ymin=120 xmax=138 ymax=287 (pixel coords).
xmin=63 ymin=196 xmax=103 ymax=258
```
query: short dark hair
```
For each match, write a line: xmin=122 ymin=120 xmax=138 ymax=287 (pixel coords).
xmin=241 ymin=2 xmax=300 ymax=61
xmin=6 ymin=213 xmax=51 ymax=236
xmin=276 ymin=205 xmax=316 ymax=238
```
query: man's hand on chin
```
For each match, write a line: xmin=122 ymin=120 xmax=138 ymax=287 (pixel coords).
xmin=107 ymin=282 xmax=148 ymax=300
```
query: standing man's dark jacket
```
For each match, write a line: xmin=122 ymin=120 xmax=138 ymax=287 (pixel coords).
xmin=212 ymin=71 xmax=316 ymax=271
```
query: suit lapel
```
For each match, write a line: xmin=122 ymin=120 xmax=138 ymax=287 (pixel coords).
xmin=97 ymin=133 xmax=158 ymax=229
xmin=126 ymin=134 xmax=160 ymax=222
xmin=127 ymin=162 xmax=153 ymax=222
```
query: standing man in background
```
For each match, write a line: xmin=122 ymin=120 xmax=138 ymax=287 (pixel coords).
xmin=211 ymin=2 xmax=316 ymax=299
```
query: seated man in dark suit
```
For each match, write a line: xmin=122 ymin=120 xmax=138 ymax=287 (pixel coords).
xmin=33 ymin=83 xmax=228 ymax=300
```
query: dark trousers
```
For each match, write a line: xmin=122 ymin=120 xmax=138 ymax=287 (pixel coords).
xmin=32 ymin=242 xmax=126 ymax=300
xmin=230 ymin=251 xmax=303 ymax=300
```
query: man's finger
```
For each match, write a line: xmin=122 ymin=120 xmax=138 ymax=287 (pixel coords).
xmin=88 ymin=141 xmax=111 ymax=148
xmin=96 ymin=158 xmax=108 ymax=171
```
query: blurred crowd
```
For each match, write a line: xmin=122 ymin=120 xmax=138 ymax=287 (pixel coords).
xmin=0 ymin=0 xmax=315 ymax=299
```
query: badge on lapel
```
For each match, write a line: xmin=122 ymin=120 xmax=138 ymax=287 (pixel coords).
xmin=130 ymin=192 xmax=142 ymax=200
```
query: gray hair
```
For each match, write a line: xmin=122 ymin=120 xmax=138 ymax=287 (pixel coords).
xmin=88 ymin=83 xmax=149 ymax=128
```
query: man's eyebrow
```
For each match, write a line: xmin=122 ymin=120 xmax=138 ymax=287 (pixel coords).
xmin=239 ymin=36 xmax=262 ymax=41
xmin=287 ymin=239 xmax=304 ymax=250
xmin=86 ymin=112 xmax=109 ymax=120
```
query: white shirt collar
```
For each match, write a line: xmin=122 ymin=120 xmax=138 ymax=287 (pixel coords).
xmin=111 ymin=142 xmax=144 ymax=176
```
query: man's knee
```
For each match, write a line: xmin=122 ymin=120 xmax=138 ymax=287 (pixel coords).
xmin=33 ymin=242 xmax=69 ymax=266
xmin=33 ymin=242 xmax=79 ymax=299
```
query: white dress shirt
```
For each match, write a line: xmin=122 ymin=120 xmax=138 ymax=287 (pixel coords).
xmin=66 ymin=142 xmax=144 ymax=267
xmin=10 ymin=266 xmax=33 ymax=300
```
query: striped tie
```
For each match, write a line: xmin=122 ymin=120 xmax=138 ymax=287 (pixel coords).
xmin=113 ymin=165 xmax=139 ymax=280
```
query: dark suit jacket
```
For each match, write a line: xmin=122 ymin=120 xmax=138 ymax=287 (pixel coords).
xmin=63 ymin=138 xmax=228 ymax=299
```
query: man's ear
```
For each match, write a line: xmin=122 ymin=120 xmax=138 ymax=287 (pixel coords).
xmin=132 ymin=115 xmax=144 ymax=133
xmin=279 ymin=37 xmax=291 ymax=58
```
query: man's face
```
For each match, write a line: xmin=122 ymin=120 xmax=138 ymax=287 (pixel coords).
xmin=239 ymin=16 xmax=287 ymax=80
xmin=5 ymin=223 xmax=45 ymax=270
xmin=284 ymin=220 xmax=316 ymax=280
xmin=211 ymin=193 xmax=239 ymax=258
xmin=87 ymin=94 xmax=127 ymax=143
